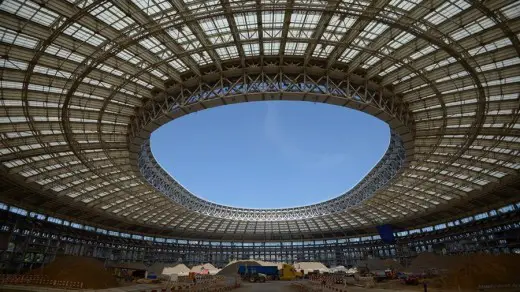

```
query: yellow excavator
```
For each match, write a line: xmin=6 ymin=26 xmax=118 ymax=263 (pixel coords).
xmin=279 ymin=264 xmax=303 ymax=280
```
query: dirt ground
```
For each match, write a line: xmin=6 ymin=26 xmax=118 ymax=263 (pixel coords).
xmin=235 ymin=281 xmax=416 ymax=292
xmin=237 ymin=281 xmax=519 ymax=292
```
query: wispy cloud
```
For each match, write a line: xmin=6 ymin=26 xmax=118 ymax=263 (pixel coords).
xmin=263 ymin=102 xmax=347 ymax=170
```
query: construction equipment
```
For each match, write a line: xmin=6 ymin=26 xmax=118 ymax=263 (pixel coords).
xmin=238 ymin=266 xmax=278 ymax=281
xmin=279 ymin=264 xmax=302 ymax=280
xmin=402 ymin=274 xmax=419 ymax=285
xmin=246 ymin=272 xmax=267 ymax=283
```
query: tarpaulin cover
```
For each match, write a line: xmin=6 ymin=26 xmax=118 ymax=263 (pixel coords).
xmin=376 ymin=225 xmax=395 ymax=244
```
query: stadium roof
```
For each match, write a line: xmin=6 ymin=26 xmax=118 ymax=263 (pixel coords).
xmin=0 ymin=0 xmax=519 ymax=240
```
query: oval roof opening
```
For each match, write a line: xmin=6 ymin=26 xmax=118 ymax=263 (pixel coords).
xmin=151 ymin=101 xmax=390 ymax=209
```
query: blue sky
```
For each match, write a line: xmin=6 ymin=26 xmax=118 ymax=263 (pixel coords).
xmin=151 ymin=101 xmax=389 ymax=209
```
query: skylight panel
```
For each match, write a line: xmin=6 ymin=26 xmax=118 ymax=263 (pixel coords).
xmin=97 ymin=64 xmax=124 ymax=76
xmin=389 ymin=0 xmax=418 ymax=11
xmin=131 ymin=77 xmax=153 ymax=89
xmin=243 ymin=43 xmax=260 ymax=56
xmin=191 ymin=52 xmax=212 ymax=65
xmin=261 ymin=0 xmax=287 ymax=3
xmin=262 ymin=11 xmax=284 ymax=28
xmin=264 ymin=29 xmax=282 ymax=38
xmin=199 ymin=17 xmax=230 ymax=34
xmin=64 ymin=0 xmax=95 ymax=8
xmin=467 ymin=38 xmax=511 ymax=56
xmin=199 ymin=17 xmax=233 ymax=45
xmin=183 ymin=0 xmax=219 ymax=13
xmin=63 ymin=22 xmax=106 ymax=46
xmin=0 ymin=58 xmax=28 ymax=70
xmin=359 ymin=21 xmax=389 ymax=40
xmin=0 ymin=0 xmax=59 ymax=27
xmin=0 ymin=116 xmax=27 ymax=123
xmin=33 ymin=65 xmax=72 ymax=79
xmin=424 ymin=0 xmax=470 ymax=26
xmin=295 ymin=0 xmax=327 ymax=4
xmin=322 ymin=15 xmax=357 ymax=42
xmin=234 ymin=13 xmax=257 ymax=29
xmin=0 ymin=100 xmax=23 ymax=108
xmin=90 ymin=2 xmax=136 ymax=31
xmin=0 ymin=27 xmax=39 ymax=49
xmin=361 ymin=56 xmax=380 ymax=68
xmin=449 ymin=16 xmax=495 ymax=41
xmin=215 ymin=46 xmax=238 ymax=59
xmin=166 ymin=26 xmax=201 ymax=51
xmin=290 ymin=11 xmax=321 ymax=29
xmin=285 ymin=42 xmax=307 ymax=55
xmin=139 ymin=36 xmax=166 ymax=54
xmin=27 ymin=84 xmax=65 ymax=94
xmin=116 ymin=49 xmax=142 ymax=65
xmin=83 ymin=77 xmax=112 ymax=88
xmin=45 ymin=44 xmax=85 ymax=63
xmin=287 ymin=11 xmax=321 ymax=41
xmin=169 ymin=59 xmax=188 ymax=72
xmin=263 ymin=42 xmax=280 ymax=55
xmin=500 ymin=2 xmax=520 ymax=20
xmin=289 ymin=29 xmax=313 ymax=39
xmin=234 ymin=13 xmax=258 ymax=40
xmin=424 ymin=56 xmax=456 ymax=71
xmin=231 ymin=0 xmax=256 ymax=8
xmin=387 ymin=31 xmax=415 ymax=50
xmin=409 ymin=44 xmax=438 ymax=60
xmin=312 ymin=44 xmax=334 ymax=58
xmin=379 ymin=64 xmax=402 ymax=77
xmin=149 ymin=69 xmax=168 ymax=80
xmin=478 ymin=57 xmax=520 ymax=72
xmin=132 ymin=0 xmax=173 ymax=16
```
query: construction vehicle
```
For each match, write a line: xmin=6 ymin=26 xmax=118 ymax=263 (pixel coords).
xmin=238 ymin=265 xmax=278 ymax=280
xmin=279 ymin=264 xmax=303 ymax=280
xmin=247 ymin=272 xmax=267 ymax=283
xmin=402 ymin=274 xmax=419 ymax=285
xmin=372 ymin=270 xmax=388 ymax=282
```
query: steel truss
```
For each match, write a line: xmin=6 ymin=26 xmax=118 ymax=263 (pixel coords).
xmin=139 ymin=130 xmax=405 ymax=221
xmin=1 ymin=206 xmax=519 ymax=272
xmin=130 ymin=66 xmax=414 ymax=144
xmin=130 ymin=67 xmax=411 ymax=221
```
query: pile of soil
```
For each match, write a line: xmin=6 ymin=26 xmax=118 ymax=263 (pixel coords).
xmin=407 ymin=252 xmax=451 ymax=272
xmin=191 ymin=263 xmax=218 ymax=272
xmin=163 ymin=263 xmax=190 ymax=275
xmin=409 ymin=253 xmax=520 ymax=290
xmin=28 ymin=256 xmax=118 ymax=289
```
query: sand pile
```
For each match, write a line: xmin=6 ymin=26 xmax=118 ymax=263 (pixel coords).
xmin=191 ymin=263 xmax=220 ymax=275
xmin=407 ymin=252 xmax=451 ymax=272
xmin=163 ymin=263 xmax=190 ymax=276
xmin=410 ymin=253 xmax=520 ymax=290
xmin=191 ymin=263 xmax=218 ymax=272
xmin=28 ymin=256 xmax=117 ymax=289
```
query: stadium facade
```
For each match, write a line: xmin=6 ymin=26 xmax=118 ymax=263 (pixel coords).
xmin=0 ymin=0 xmax=519 ymax=272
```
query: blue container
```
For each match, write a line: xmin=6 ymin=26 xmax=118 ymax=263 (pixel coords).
xmin=238 ymin=265 xmax=279 ymax=277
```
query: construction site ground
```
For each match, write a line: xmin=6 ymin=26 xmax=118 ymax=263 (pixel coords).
xmin=2 ymin=281 xmax=520 ymax=292
xmin=0 ymin=283 xmax=162 ymax=292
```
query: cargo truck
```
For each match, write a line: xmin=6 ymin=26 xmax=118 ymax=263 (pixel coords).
xmin=238 ymin=265 xmax=279 ymax=281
